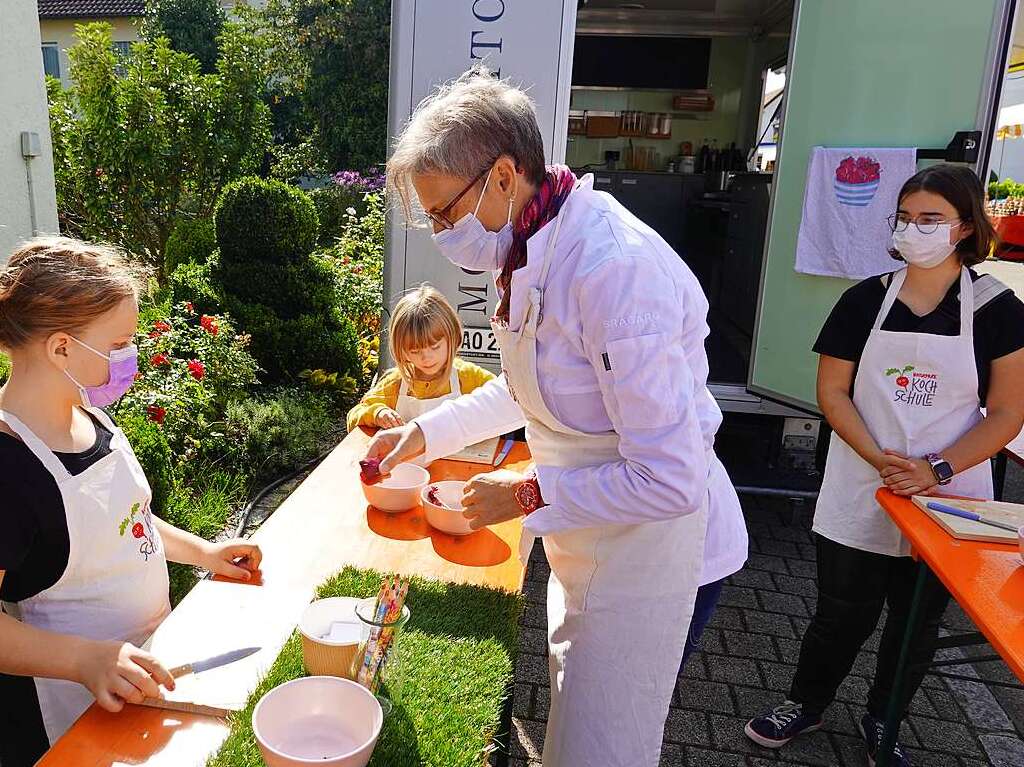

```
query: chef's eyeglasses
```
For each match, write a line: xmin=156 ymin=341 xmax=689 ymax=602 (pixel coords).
xmin=887 ymin=214 xmax=963 ymax=235
xmin=426 ymin=164 xmax=494 ymax=230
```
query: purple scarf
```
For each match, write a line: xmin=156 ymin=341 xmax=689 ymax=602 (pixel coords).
xmin=495 ymin=165 xmax=577 ymax=323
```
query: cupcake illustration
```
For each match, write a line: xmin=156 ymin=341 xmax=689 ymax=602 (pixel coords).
xmin=834 ymin=155 xmax=881 ymax=207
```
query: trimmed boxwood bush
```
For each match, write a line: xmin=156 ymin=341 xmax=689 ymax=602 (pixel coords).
xmin=222 ymin=298 xmax=360 ymax=382
xmin=213 ymin=178 xmax=360 ymax=382
xmin=216 ymin=256 xmax=338 ymax=320
xmin=216 ymin=176 xmax=318 ymax=266
xmin=165 ymin=217 xmax=217 ymax=274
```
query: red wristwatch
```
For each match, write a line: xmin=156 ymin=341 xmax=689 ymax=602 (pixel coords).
xmin=514 ymin=472 xmax=545 ymax=516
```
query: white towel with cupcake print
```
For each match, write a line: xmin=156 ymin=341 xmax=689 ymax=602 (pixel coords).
xmin=795 ymin=146 xmax=917 ymax=279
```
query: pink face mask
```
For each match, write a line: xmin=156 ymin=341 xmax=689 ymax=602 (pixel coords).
xmin=64 ymin=336 xmax=139 ymax=408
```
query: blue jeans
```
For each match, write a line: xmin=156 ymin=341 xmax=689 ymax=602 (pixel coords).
xmin=680 ymin=578 xmax=726 ymax=668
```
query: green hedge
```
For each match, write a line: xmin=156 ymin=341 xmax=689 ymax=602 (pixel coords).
xmin=216 ymin=176 xmax=319 ymax=266
xmin=165 ymin=217 xmax=217 ymax=274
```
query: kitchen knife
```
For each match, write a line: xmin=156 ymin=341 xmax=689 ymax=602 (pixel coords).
xmin=493 ymin=438 xmax=514 ymax=467
xmin=926 ymin=501 xmax=1019 ymax=533
xmin=168 ymin=646 xmax=261 ymax=679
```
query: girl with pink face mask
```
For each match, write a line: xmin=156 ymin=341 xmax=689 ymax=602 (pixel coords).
xmin=0 ymin=237 xmax=262 ymax=766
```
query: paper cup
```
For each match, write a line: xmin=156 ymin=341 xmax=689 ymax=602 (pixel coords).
xmin=299 ymin=597 xmax=362 ymax=679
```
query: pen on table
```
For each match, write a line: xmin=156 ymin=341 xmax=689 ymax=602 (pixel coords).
xmin=925 ymin=501 xmax=1020 ymax=533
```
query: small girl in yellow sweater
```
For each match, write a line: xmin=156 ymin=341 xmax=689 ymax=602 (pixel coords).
xmin=347 ymin=285 xmax=494 ymax=433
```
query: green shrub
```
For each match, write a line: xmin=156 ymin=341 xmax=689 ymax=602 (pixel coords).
xmin=216 ymin=256 xmax=338 ymax=320
xmin=169 ymin=256 xmax=223 ymax=316
xmin=215 ymin=176 xmax=319 ymax=266
xmin=0 ymin=352 xmax=11 ymax=386
xmin=223 ymin=389 xmax=339 ymax=480
xmin=309 ymin=184 xmax=366 ymax=245
xmin=165 ymin=218 xmax=217 ymax=274
xmin=119 ymin=410 xmax=174 ymax=514
xmin=162 ymin=468 xmax=248 ymax=541
xmin=223 ymin=297 xmax=360 ymax=382
xmin=320 ymin=191 xmax=385 ymax=336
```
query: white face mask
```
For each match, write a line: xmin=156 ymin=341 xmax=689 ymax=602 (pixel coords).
xmin=891 ymin=223 xmax=959 ymax=269
xmin=432 ymin=168 xmax=514 ymax=272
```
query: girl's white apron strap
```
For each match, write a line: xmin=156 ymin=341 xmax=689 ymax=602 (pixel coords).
xmin=957 ymin=267 xmax=974 ymax=334
xmin=874 ymin=268 xmax=907 ymax=330
xmin=0 ymin=410 xmax=72 ymax=481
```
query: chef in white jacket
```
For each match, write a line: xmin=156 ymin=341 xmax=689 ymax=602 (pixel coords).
xmin=368 ymin=68 xmax=748 ymax=767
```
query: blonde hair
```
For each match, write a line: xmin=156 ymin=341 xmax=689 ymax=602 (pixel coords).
xmin=387 ymin=66 xmax=546 ymax=221
xmin=389 ymin=285 xmax=462 ymax=384
xmin=0 ymin=236 xmax=140 ymax=351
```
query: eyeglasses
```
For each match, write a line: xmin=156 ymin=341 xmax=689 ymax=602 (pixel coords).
xmin=887 ymin=214 xmax=963 ymax=235
xmin=425 ymin=164 xmax=493 ymax=230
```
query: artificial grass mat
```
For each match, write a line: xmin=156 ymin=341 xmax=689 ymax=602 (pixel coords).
xmin=208 ymin=566 xmax=525 ymax=767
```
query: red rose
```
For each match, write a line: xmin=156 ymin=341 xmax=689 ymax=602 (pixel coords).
xmin=147 ymin=405 xmax=166 ymax=424
xmin=200 ymin=315 xmax=219 ymax=336
xmin=153 ymin=321 xmax=171 ymax=333
xmin=133 ymin=372 xmax=143 ymax=382
xmin=896 ymin=376 xmax=909 ymax=388
xmin=150 ymin=353 xmax=170 ymax=367
xmin=187 ymin=359 xmax=205 ymax=380
xmin=148 ymin=331 xmax=161 ymax=339
xmin=132 ymin=522 xmax=145 ymax=539
xmin=184 ymin=302 xmax=194 ymax=313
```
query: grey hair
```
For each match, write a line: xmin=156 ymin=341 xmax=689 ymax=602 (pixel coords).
xmin=387 ymin=66 xmax=546 ymax=221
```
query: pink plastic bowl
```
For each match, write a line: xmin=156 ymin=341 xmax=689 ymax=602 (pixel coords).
xmin=252 ymin=676 xmax=383 ymax=767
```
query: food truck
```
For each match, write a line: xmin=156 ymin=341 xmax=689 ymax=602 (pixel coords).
xmin=385 ymin=0 xmax=1016 ymax=489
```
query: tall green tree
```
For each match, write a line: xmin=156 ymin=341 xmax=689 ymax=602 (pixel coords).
xmin=48 ymin=22 xmax=271 ymax=280
xmin=144 ymin=0 xmax=225 ymax=74
xmin=243 ymin=0 xmax=390 ymax=176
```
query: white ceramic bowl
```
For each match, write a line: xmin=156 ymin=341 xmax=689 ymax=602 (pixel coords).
xmin=361 ymin=462 xmax=429 ymax=512
xmin=422 ymin=480 xmax=474 ymax=536
xmin=252 ymin=676 xmax=383 ymax=767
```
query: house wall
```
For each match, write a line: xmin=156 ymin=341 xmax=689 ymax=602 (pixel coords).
xmin=1 ymin=0 xmax=59 ymax=262
xmin=40 ymin=16 xmax=142 ymax=88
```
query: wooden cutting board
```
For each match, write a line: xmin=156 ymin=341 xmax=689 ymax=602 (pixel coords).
xmin=912 ymin=496 xmax=1024 ymax=543
xmin=141 ymin=578 xmax=311 ymax=712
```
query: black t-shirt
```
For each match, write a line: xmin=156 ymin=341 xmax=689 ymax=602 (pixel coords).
xmin=0 ymin=410 xmax=114 ymax=767
xmin=814 ymin=270 xmax=1024 ymax=405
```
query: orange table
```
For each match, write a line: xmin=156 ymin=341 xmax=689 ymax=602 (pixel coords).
xmin=39 ymin=429 xmax=531 ymax=766
xmin=875 ymin=488 xmax=1024 ymax=766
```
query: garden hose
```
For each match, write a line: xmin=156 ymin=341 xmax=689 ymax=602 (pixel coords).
xmin=232 ymin=445 xmax=336 ymax=539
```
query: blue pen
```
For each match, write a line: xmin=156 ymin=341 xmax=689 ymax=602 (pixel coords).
xmin=926 ymin=501 xmax=1020 ymax=533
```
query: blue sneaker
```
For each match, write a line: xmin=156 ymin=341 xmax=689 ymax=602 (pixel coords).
xmin=860 ymin=713 xmax=911 ymax=767
xmin=744 ymin=700 xmax=824 ymax=748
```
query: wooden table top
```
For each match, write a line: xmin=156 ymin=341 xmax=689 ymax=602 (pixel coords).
xmin=877 ymin=488 xmax=1024 ymax=682
xmin=39 ymin=430 xmax=530 ymax=766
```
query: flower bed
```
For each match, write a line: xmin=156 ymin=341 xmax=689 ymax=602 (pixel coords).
xmin=209 ymin=567 xmax=522 ymax=767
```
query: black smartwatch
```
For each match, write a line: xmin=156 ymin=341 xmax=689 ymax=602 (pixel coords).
xmin=925 ymin=454 xmax=954 ymax=486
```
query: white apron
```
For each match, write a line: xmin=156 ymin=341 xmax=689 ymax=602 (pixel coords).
xmin=396 ymin=367 xmax=461 ymax=467
xmin=492 ymin=209 xmax=708 ymax=767
xmin=0 ymin=407 xmax=170 ymax=745
xmin=814 ymin=267 xmax=993 ymax=557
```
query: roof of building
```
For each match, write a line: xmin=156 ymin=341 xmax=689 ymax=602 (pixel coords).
xmin=38 ymin=0 xmax=146 ymax=19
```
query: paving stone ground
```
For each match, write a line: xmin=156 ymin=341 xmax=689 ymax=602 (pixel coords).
xmin=506 ymin=474 xmax=1024 ymax=767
